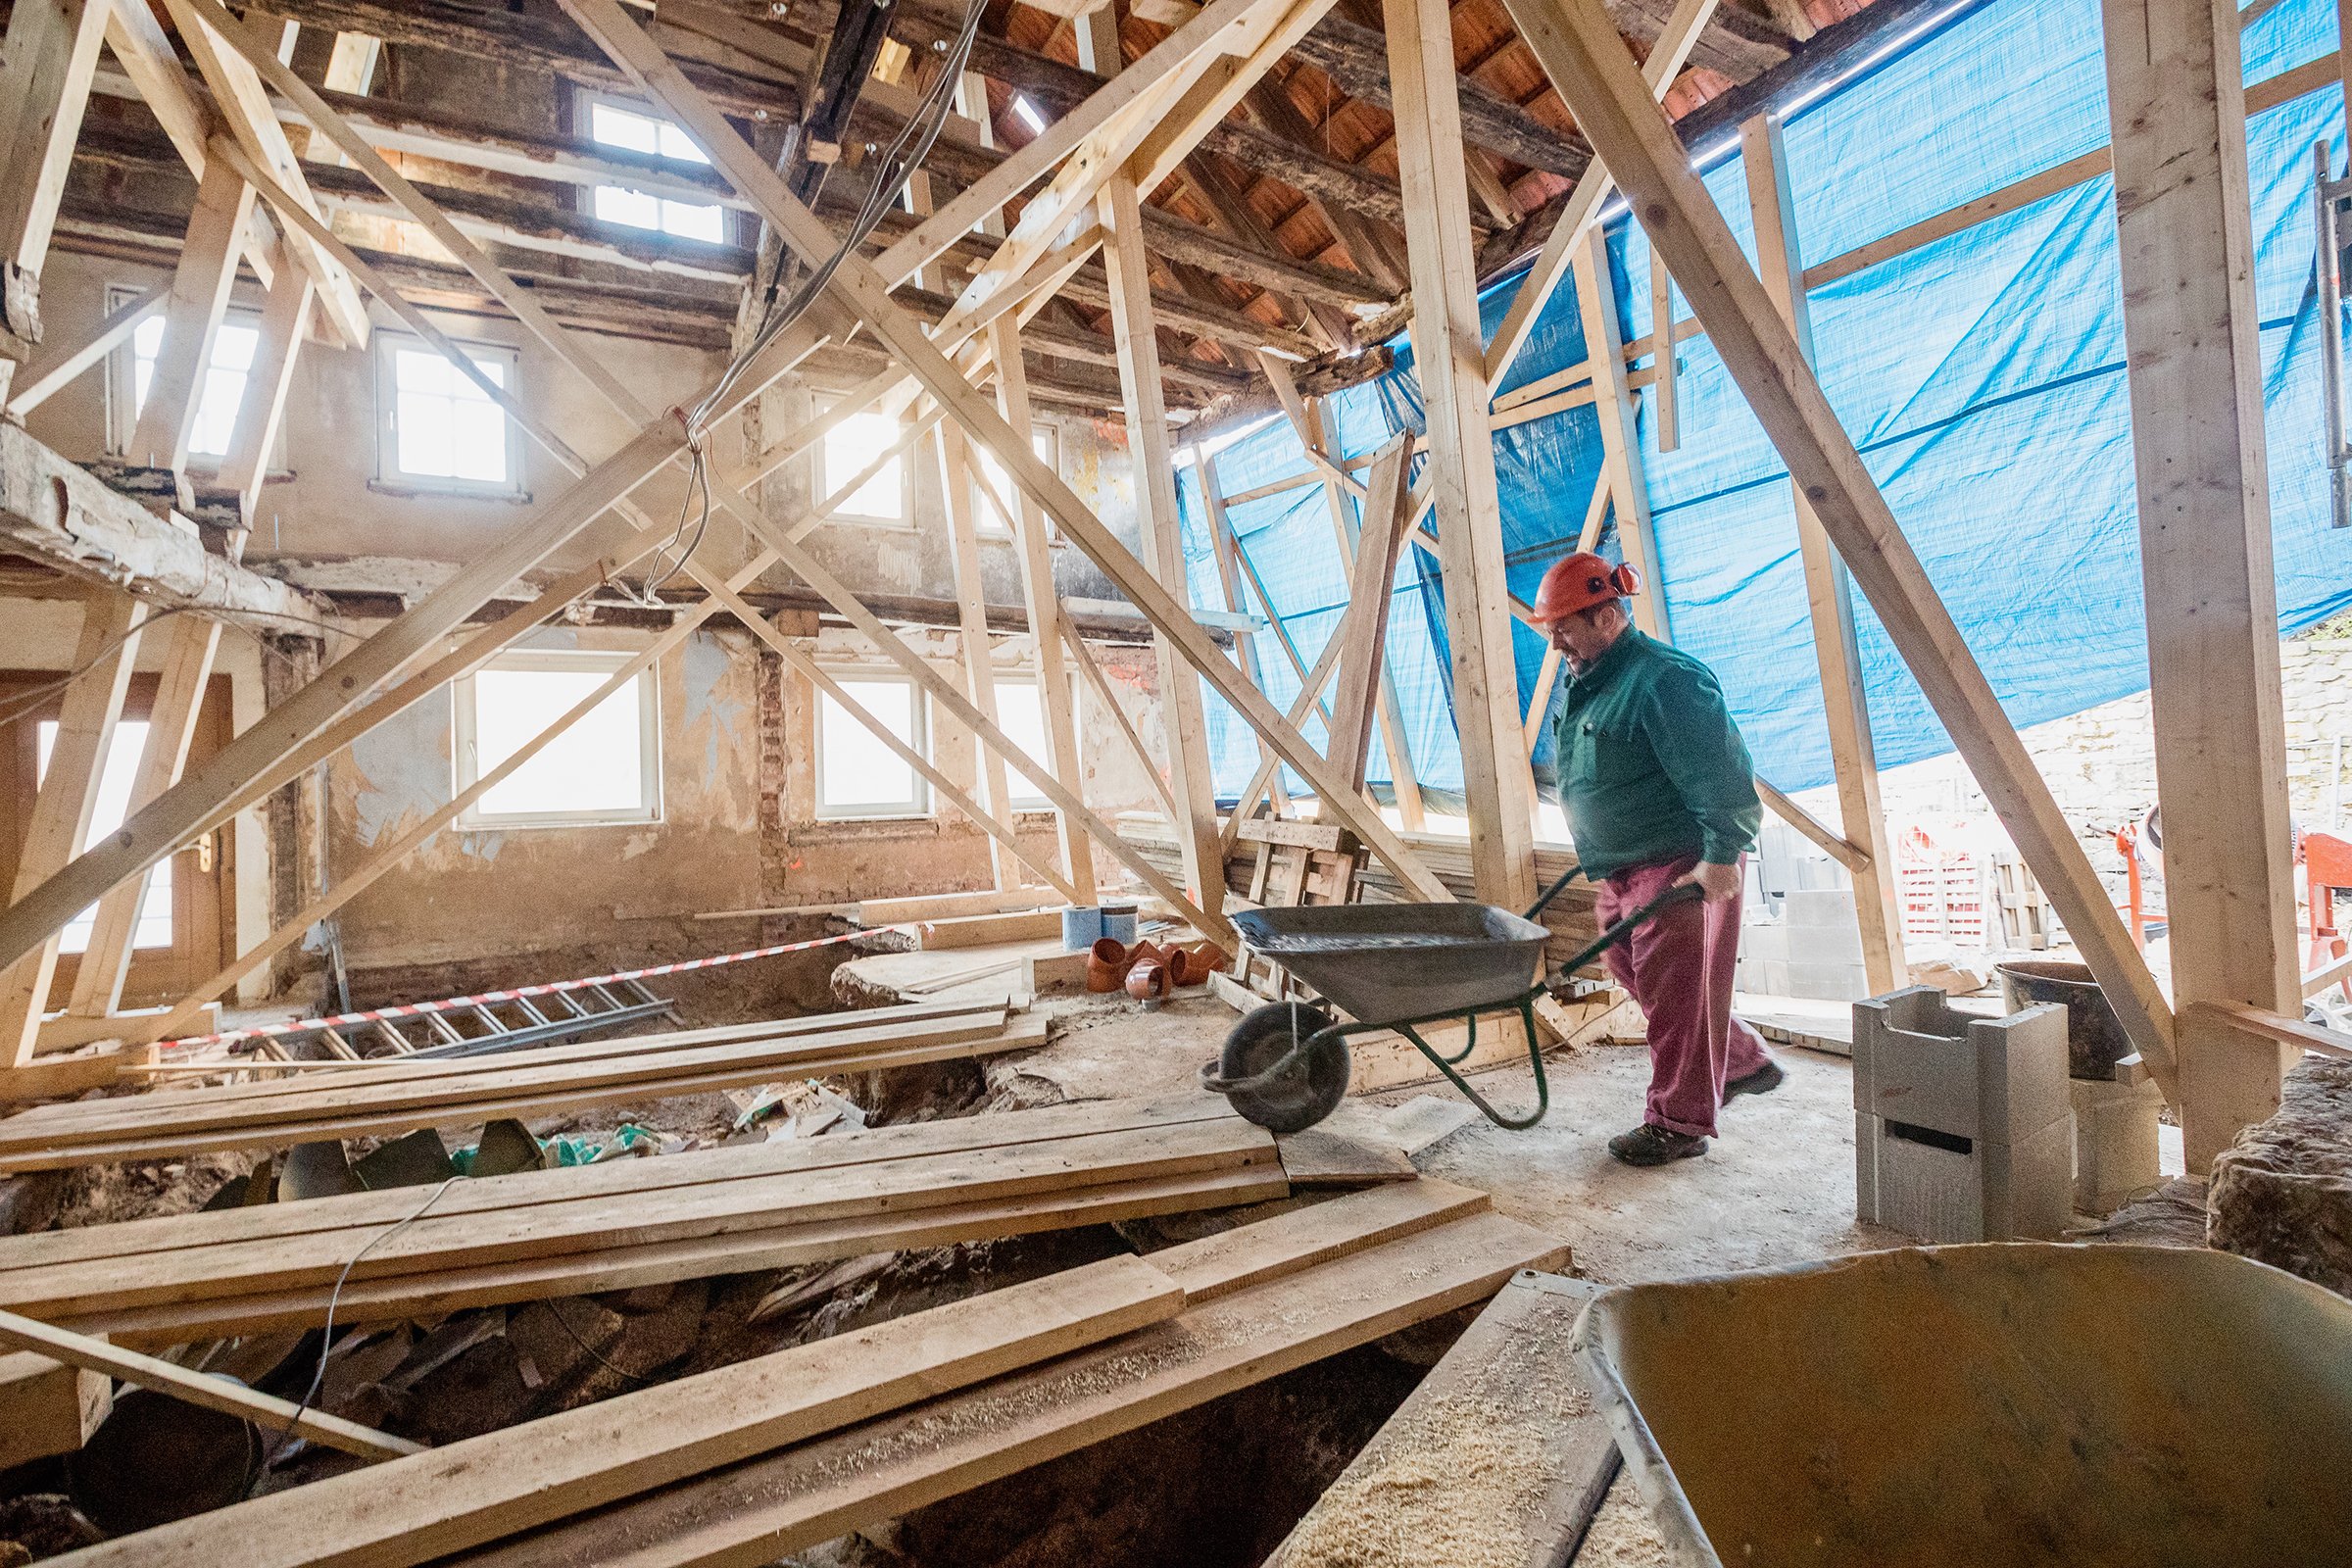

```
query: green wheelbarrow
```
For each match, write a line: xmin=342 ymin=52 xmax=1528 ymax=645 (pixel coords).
xmin=1200 ymin=866 xmax=1699 ymax=1133
xmin=1573 ymin=1244 xmax=2352 ymax=1567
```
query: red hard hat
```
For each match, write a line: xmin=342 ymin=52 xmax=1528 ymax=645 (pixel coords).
xmin=1529 ymin=551 xmax=1642 ymax=627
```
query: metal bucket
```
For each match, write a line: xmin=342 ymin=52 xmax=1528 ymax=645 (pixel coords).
xmin=1572 ymin=1245 xmax=2352 ymax=1567
xmin=1995 ymin=958 xmax=2132 ymax=1077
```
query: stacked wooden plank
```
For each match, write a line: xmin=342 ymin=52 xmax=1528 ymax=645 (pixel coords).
xmin=0 ymin=1096 xmax=1286 ymax=1348
xmin=0 ymin=998 xmax=1044 ymax=1173
xmin=44 ymin=1179 xmax=1564 ymax=1568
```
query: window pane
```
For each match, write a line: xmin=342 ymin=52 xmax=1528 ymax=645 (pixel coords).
xmin=826 ymin=412 xmax=905 ymax=519
xmin=390 ymin=346 xmax=511 ymax=485
xmin=594 ymin=184 xmax=662 ymax=230
xmin=128 ymin=317 xmax=256 ymax=461
xmin=655 ymin=121 xmax=709 ymax=165
xmin=470 ymin=666 xmax=648 ymax=818
xmin=659 ymin=198 xmax=726 ymax=243
xmin=589 ymin=102 xmax=660 ymax=155
xmin=819 ymin=680 xmax=919 ymax=812
xmin=973 ymin=429 xmax=1054 ymax=535
xmin=993 ymin=681 xmax=1051 ymax=807
xmin=37 ymin=720 xmax=172 ymax=954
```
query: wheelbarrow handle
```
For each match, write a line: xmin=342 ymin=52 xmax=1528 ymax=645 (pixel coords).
xmin=1544 ymin=880 xmax=1705 ymax=990
xmin=1522 ymin=862 xmax=1588 ymax=922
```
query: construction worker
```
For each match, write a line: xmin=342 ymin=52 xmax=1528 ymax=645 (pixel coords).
xmin=1529 ymin=551 xmax=1782 ymax=1166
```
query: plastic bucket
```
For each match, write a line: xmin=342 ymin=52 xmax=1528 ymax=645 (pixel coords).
xmin=1995 ymin=958 xmax=2132 ymax=1077
xmin=1573 ymin=1245 xmax=2352 ymax=1567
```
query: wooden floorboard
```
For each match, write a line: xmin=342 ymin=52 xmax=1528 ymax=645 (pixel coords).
xmin=451 ymin=1203 xmax=1569 ymax=1568
xmin=1263 ymin=1271 xmax=1620 ymax=1567
xmin=0 ymin=1119 xmax=1276 ymax=1320
xmin=0 ymin=1013 xmax=1051 ymax=1172
xmin=39 ymin=1254 xmax=1191 ymax=1568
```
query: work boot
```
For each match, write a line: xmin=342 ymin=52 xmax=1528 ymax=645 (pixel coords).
xmin=1607 ymin=1124 xmax=1708 ymax=1166
xmin=1725 ymin=1058 xmax=1786 ymax=1102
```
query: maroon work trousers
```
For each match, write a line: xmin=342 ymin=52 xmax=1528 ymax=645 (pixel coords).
xmin=1592 ymin=852 xmax=1773 ymax=1139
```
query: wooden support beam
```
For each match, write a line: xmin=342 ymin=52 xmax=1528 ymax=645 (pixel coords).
xmin=2102 ymin=0 xmax=2298 ymax=1163
xmin=1499 ymin=0 xmax=2178 ymax=1084
xmin=1385 ymin=0 xmax=1538 ymax=907
xmin=1102 ymin=174 xmax=1227 ymax=920
xmin=95 ymin=0 xmax=279 ymax=290
xmin=1481 ymin=0 xmax=1716 ymax=388
xmin=216 ymin=241 xmax=311 ymax=516
xmin=1325 ymin=439 xmax=1412 ymax=793
xmin=65 ymin=617 xmax=220 ymax=1021
xmin=555 ymin=0 xmax=1450 ymax=905
xmin=1649 ymin=246 xmax=1680 ymax=452
xmin=937 ymin=423 xmax=1017 ymax=891
xmin=3 ymin=280 xmax=165 ymax=418
xmin=0 ymin=1308 xmax=419 ymax=1461
xmin=694 ymin=573 xmax=1095 ymax=908
xmin=1740 ymin=111 xmax=1906 ymax=998
xmin=1198 ymin=449 xmax=1293 ymax=823
xmin=0 ymin=595 xmax=147 ymax=1070
xmin=126 ymin=158 xmax=258 ymax=473
xmin=0 ymin=0 xmax=111 ymax=384
xmin=157 ymin=0 xmax=369 ymax=346
xmin=988 ymin=318 xmax=1097 ymax=887
xmin=1568 ymin=232 xmax=1667 ymax=639
xmin=1061 ymin=618 xmax=1184 ymax=823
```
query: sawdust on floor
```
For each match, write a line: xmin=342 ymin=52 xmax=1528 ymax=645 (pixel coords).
xmin=1574 ymin=1476 xmax=1670 ymax=1567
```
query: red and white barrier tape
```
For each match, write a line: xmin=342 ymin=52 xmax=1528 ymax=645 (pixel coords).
xmin=161 ymin=929 xmax=879 ymax=1052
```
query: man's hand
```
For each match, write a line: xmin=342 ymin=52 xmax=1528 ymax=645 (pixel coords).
xmin=1676 ymin=860 xmax=1742 ymax=904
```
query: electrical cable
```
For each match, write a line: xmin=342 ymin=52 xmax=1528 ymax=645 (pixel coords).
xmin=260 ymin=1175 xmax=462 ymax=1473
xmin=0 ymin=599 xmax=329 ymax=737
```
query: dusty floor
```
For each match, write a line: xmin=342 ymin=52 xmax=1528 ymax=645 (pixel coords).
xmin=1397 ymin=1044 xmax=1904 ymax=1286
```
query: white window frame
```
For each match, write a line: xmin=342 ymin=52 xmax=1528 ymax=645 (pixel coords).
xmin=973 ymin=424 xmax=1059 ymax=538
xmin=986 ymin=673 xmax=1080 ymax=809
xmin=813 ymin=672 xmax=931 ymax=820
xmin=814 ymin=399 xmax=913 ymax=528
xmin=105 ymin=284 xmax=286 ymax=471
xmin=574 ymin=90 xmax=731 ymax=245
xmin=452 ymin=650 xmax=662 ymax=829
xmin=373 ymin=333 xmax=527 ymax=498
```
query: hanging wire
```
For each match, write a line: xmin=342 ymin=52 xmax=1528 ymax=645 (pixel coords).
xmin=0 ymin=601 xmax=330 ymax=737
xmin=621 ymin=0 xmax=986 ymax=608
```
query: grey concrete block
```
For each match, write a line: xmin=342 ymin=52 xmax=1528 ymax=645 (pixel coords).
xmin=1782 ymin=888 xmax=1858 ymax=929
xmin=1852 ymin=986 xmax=2076 ymax=1242
xmin=2070 ymin=1073 xmax=2165 ymax=1215
xmin=1785 ymin=961 xmax=1869 ymax=1002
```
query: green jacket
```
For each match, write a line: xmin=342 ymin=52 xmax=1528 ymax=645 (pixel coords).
xmin=1550 ymin=629 xmax=1762 ymax=881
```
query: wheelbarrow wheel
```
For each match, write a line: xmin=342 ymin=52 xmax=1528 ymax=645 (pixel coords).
xmin=1214 ymin=1002 xmax=1349 ymax=1133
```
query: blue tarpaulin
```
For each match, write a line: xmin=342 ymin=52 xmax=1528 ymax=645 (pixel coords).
xmin=1175 ymin=0 xmax=2352 ymax=806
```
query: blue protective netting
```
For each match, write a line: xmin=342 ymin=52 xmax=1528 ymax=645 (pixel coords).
xmin=1175 ymin=0 xmax=2352 ymax=804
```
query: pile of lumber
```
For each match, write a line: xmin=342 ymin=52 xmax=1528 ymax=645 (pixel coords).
xmin=0 ymin=1096 xmax=1286 ymax=1348
xmin=44 ymin=1179 xmax=1565 ymax=1568
xmin=0 ymin=999 xmax=1044 ymax=1173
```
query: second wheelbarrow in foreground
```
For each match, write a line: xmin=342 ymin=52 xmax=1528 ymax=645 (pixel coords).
xmin=1200 ymin=870 xmax=1698 ymax=1133
xmin=1574 ymin=1243 xmax=2352 ymax=1567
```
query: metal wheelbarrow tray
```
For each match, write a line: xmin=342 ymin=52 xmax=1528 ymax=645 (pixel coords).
xmin=1201 ymin=873 xmax=1698 ymax=1134
xmin=1229 ymin=901 xmax=1552 ymax=1025
xmin=1574 ymin=1243 xmax=2352 ymax=1567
